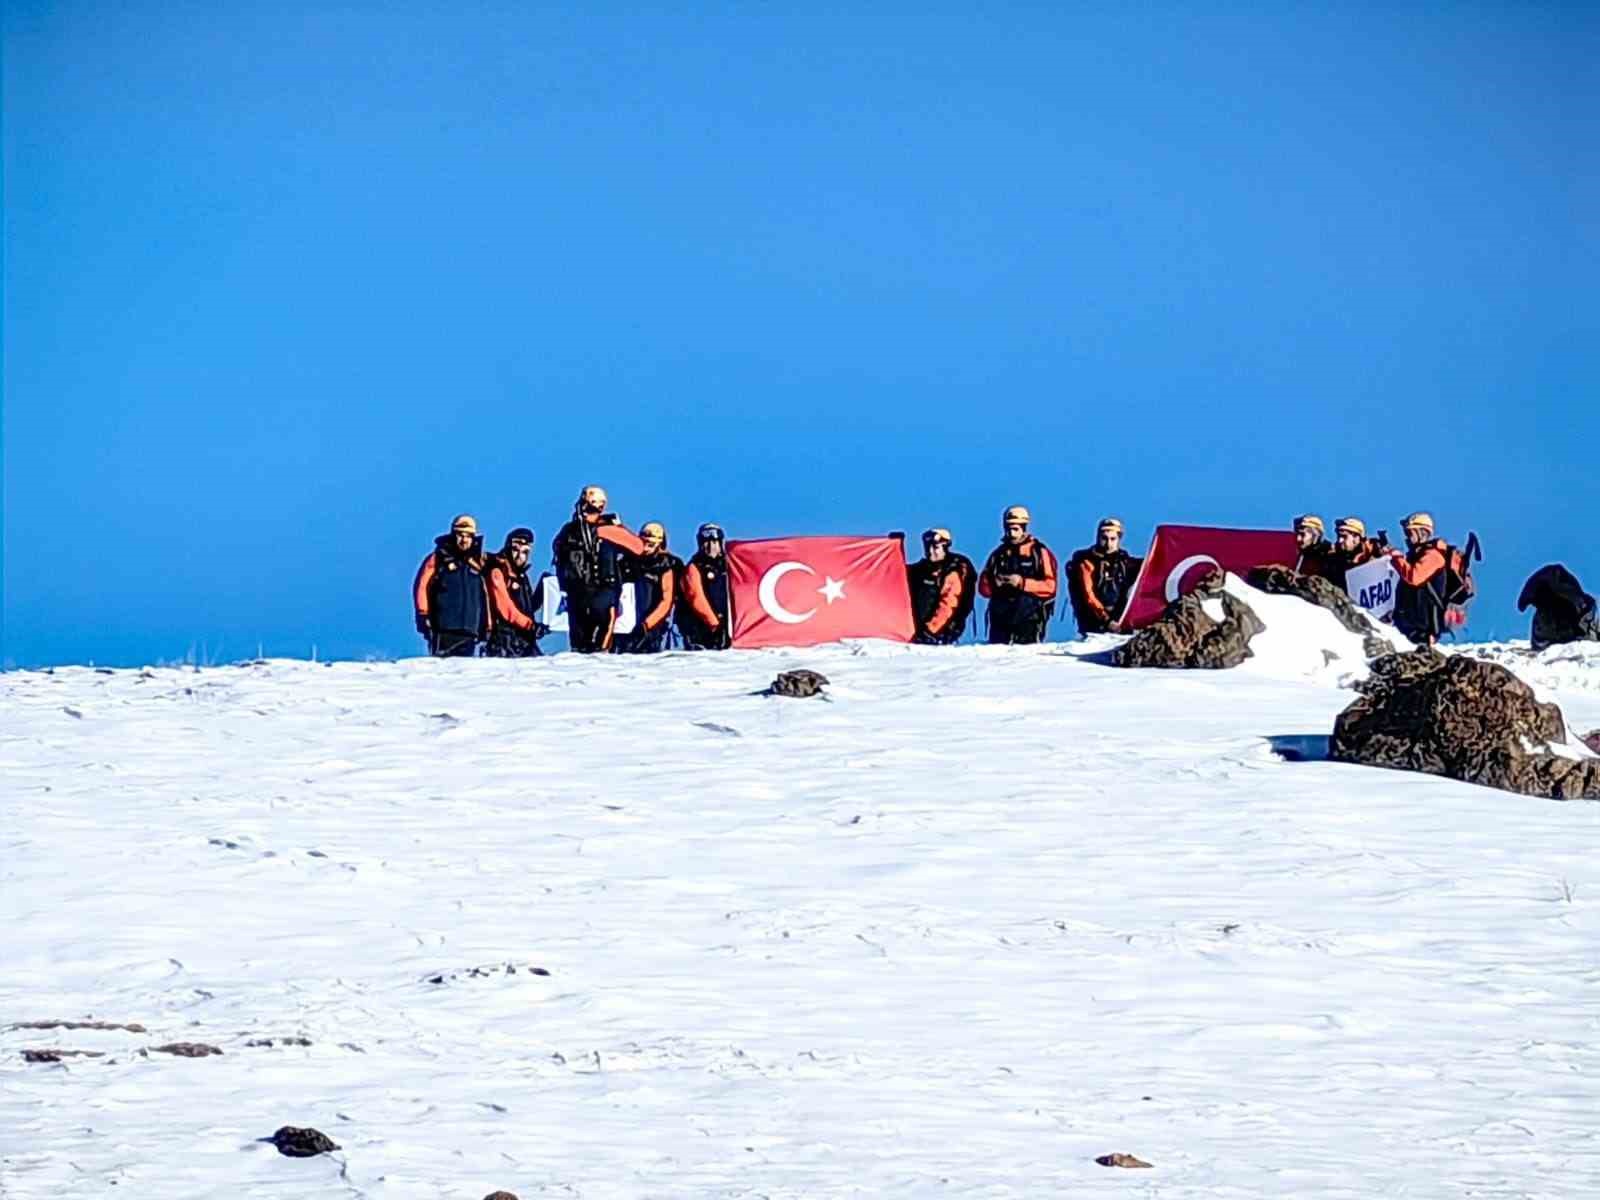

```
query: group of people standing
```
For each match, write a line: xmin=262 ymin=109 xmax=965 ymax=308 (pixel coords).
xmin=412 ymin=489 xmax=1471 ymax=656
xmin=412 ymin=487 xmax=731 ymax=657
xmin=1289 ymin=511 xmax=1476 ymax=644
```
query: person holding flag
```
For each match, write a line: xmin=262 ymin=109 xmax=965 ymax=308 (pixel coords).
xmin=907 ymin=527 xmax=977 ymax=645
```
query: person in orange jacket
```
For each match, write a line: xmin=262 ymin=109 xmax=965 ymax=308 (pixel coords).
xmin=979 ymin=505 xmax=1058 ymax=644
xmin=908 ymin=527 xmax=977 ymax=645
xmin=1066 ymin=517 xmax=1138 ymax=635
xmin=484 ymin=527 xmax=548 ymax=657
xmin=1386 ymin=511 xmax=1452 ymax=644
xmin=676 ymin=523 xmax=731 ymax=650
xmin=596 ymin=520 xmax=681 ymax=653
xmin=413 ymin=513 xmax=489 ymax=657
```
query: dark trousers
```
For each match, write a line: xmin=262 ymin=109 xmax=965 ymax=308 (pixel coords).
xmin=568 ymin=587 xmax=618 ymax=653
xmin=485 ymin=628 xmax=542 ymax=657
xmin=432 ymin=630 xmax=479 ymax=657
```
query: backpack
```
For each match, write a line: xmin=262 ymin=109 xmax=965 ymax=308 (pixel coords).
xmin=1435 ymin=533 xmax=1481 ymax=631
xmin=949 ymin=553 xmax=978 ymax=630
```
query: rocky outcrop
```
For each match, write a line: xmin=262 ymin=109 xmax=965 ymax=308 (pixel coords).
xmin=267 ymin=1126 xmax=341 ymax=1157
xmin=1330 ymin=651 xmax=1600 ymax=799
xmin=766 ymin=669 xmax=829 ymax=697
xmin=1113 ymin=571 xmax=1264 ymax=669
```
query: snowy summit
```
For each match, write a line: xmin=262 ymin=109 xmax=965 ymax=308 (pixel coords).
xmin=5 ymin=620 xmax=1600 ymax=1198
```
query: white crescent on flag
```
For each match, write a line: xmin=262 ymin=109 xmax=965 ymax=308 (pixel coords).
xmin=1164 ymin=554 xmax=1222 ymax=602
xmin=757 ymin=561 xmax=818 ymax=624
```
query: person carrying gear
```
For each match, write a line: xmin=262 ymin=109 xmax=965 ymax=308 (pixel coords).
xmin=677 ymin=523 xmax=732 ymax=650
xmin=1292 ymin=515 xmax=1335 ymax=580
xmin=1386 ymin=511 xmax=1474 ymax=645
xmin=484 ymin=527 xmax=548 ymax=657
xmin=551 ymin=485 xmax=628 ymax=653
xmin=907 ymin=528 xmax=977 ymax=645
xmin=413 ymin=514 xmax=489 ymax=657
xmin=979 ymin=505 xmax=1058 ymax=645
xmin=1518 ymin=564 xmax=1600 ymax=652
xmin=1324 ymin=517 xmax=1379 ymax=591
xmin=1067 ymin=517 xmax=1139 ymax=635
xmin=607 ymin=521 xmax=682 ymax=654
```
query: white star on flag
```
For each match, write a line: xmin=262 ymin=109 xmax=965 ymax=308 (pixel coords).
xmin=818 ymin=576 xmax=846 ymax=604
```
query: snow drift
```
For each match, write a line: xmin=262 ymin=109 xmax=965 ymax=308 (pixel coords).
xmin=4 ymin=636 xmax=1599 ymax=1198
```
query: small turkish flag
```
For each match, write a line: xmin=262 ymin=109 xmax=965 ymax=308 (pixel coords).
xmin=727 ymin=535 xmax=914 ymax=649
xmin=1121 ymin=524 xmax=1299 ymax=629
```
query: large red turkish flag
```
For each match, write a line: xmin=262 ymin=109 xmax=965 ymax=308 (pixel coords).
xmin=1121 ymin=525 xmax=1299 ymax=629
xmin=727 ymin=536 xmax=914 ymax=649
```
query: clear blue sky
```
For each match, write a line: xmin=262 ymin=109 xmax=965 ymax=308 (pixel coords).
xmin=4 ymin=3 xmax=1595 ymax=665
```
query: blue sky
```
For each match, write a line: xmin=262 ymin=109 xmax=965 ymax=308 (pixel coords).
xmin=4 ymin=2 xmax=1595 ymax=665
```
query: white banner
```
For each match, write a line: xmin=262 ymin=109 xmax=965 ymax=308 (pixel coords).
xmin=1346 ymin=557 xmax=1398 ymax=623
xmin=538 ymin=576 xmax=637 ymax=634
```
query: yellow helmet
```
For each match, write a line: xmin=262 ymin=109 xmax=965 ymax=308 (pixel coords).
xmin=1294 ymin=514 xmax=1325 ymax=537
xmin=1403 ymin=511 xmax=1435 ymax=535
xmin=1002 ymin=505 xmax=1031 ymax=526
xmin=578 ymin=485 xmax=608 ymax=511
xmin=640 ymin=521 xmax=667 ymax=549
xmin=923 ymin=527 xmax=953 ymax=545
xmin=450 ymin=513 xmax=479 ymax=535
xmin=1098 ymin=517 xmax=1124 ymax=535
xmin=1335 ymin=517 xmax=1366 ymax=538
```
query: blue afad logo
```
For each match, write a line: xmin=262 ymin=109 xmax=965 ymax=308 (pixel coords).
xmin=1358 ymin=578 xmax=1393 ymax=610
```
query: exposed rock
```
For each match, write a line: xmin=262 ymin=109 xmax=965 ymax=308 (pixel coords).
xmin=246 ymin=1036 xmax=313 ymax=1048
xmin=484 ymin=1193 xmax=521 ymax=1200
xmin=22 ymin=1048 xmax=105 ymax=1063
xmin=1585 ymin=730 xmax=1600 ymax=756
xmin=1247 ymin=564 xmax=1390 ymax=657
xmin=267 ymin=1126 xmax=341 ymax=1157
xmin=1096 ymin=1153 xmax=1152 ymax=1168
xmin=426 ymin=963 xmax=550 ymax=985
xmin=150 ymin=1042 xmax=223 ymax=1057
xmin=1330 ymin=651 xmax=1600 ymax=798
xmin=766 ymin=669 xmax=830 ymax=698
xmin=10 ymin=1019 xmax=146 ymax=1033
xmin=1113 ymin=571 xmax=1264 ymax=669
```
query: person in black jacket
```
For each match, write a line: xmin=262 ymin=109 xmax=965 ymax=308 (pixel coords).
xmin=484 ymin=527 xmax=548 ymax=657
xmin=676 ymin=523 xmax=731 ymax=650
xmin=412 ymin=514 xmax=489 ymax=656
xmin=551 ymin=486 xmax=628 ymax=653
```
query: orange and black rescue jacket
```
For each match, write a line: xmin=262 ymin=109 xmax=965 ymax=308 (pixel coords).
xmin=908 ymin=553 xmax=977 ymax=641
xmin=1067 ymin=546 xmax=1138 ymax=633
xmin=486 ymin=554 xmax=539 ymax=634
xmin=677 ymin=553 xmax=730 ymax=645
xmin=414 ymin=535 xmax=489 ymax=635
xmin=979 ymin=537 xmax=1058 ymax=629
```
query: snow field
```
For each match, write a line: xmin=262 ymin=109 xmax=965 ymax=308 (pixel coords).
xmin=4 ymin=633 xmax=1600 ymax=1198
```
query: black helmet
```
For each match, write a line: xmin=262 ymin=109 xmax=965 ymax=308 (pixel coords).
xmin=697 ymin=522 xmax=725 ymax=544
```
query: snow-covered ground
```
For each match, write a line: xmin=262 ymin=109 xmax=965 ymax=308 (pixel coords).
xmin=5 ymin=630 xmax=1600 ymax=1198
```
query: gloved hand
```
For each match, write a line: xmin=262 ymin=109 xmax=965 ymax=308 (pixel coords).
xmin=415 ymin=613 xmax=431 ymax=637
xmin=600 ymin=513 xmax=621 ymax=526
xmin=533 ymin=623 xmax=550 ymax=640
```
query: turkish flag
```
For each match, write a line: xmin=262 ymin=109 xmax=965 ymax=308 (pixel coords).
xmin=727 ymin=535 xmax=915 ymax=649
xmin=1121 ymin=525 xmax=1299 ymax=629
